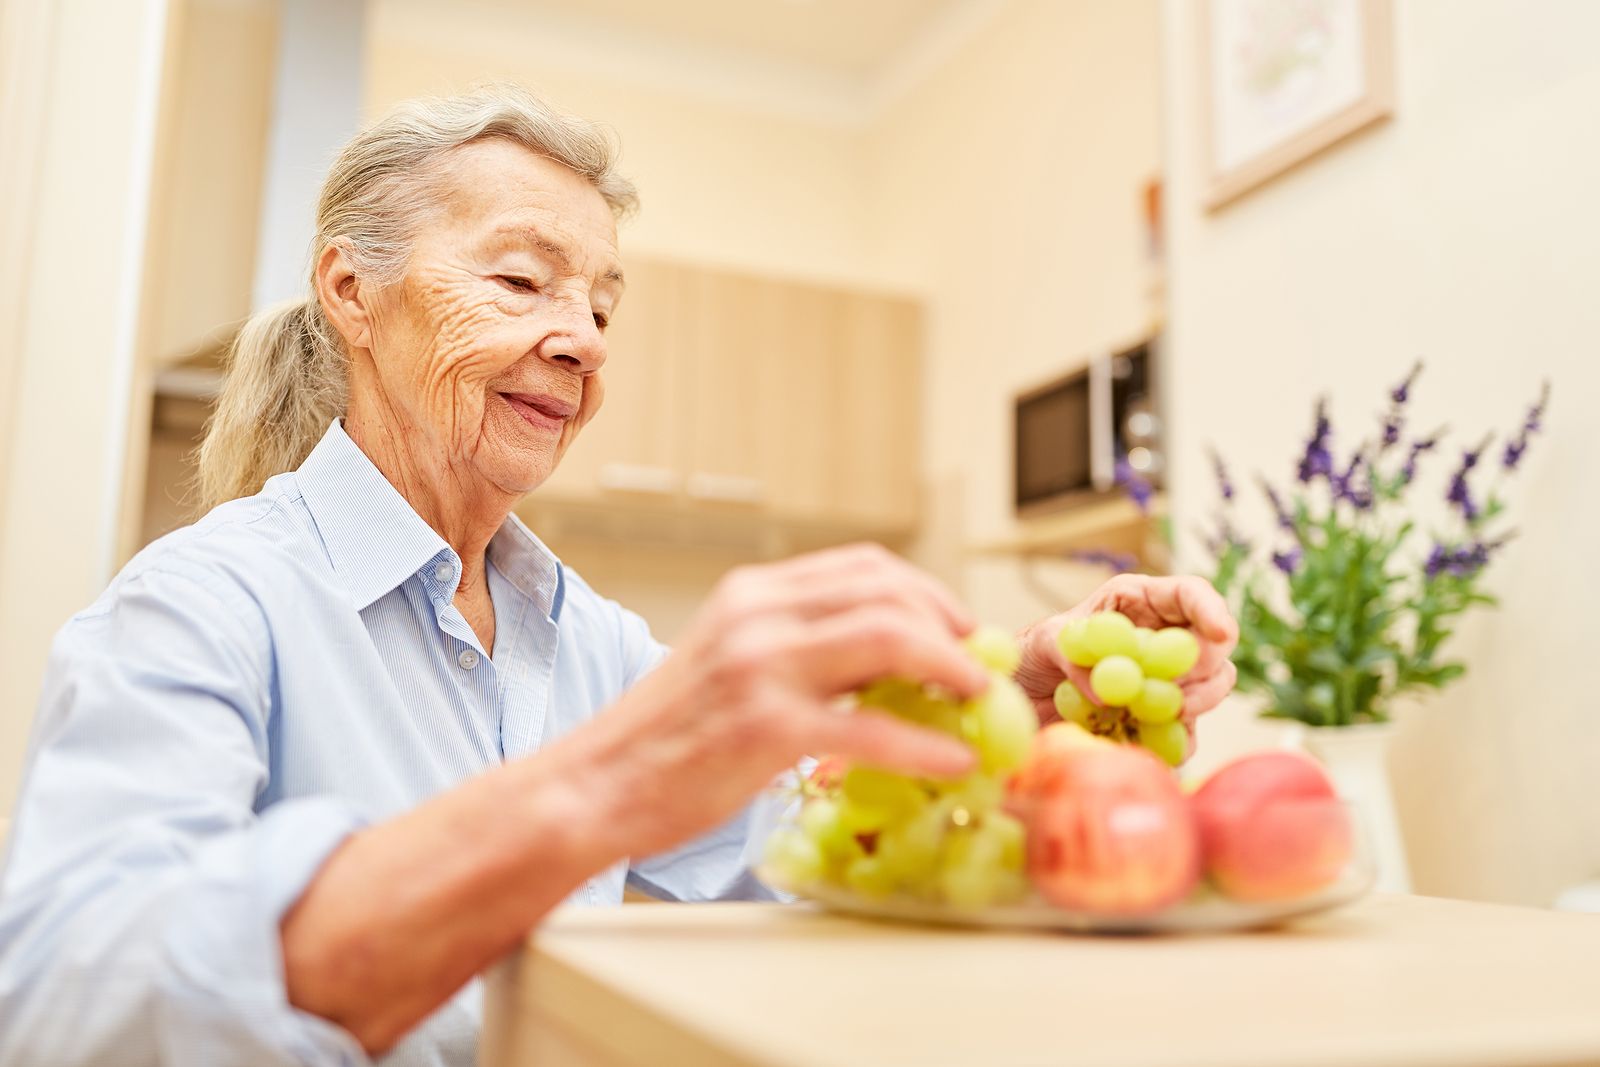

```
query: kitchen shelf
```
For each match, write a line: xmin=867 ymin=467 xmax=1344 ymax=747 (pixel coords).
xmin=968 ymin=492 xmax=1167 ymax=565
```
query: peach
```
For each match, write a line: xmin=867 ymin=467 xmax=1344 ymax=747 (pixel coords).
xmin=1189 ymin=751 xmax=1353 ymax=902
xmin=1013 ymin=736 xmax=1200 ymax=916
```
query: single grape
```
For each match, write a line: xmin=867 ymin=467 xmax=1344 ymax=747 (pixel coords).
xmin=844 ymin=854 xmax=898 ymax=899
xmin=856 ymin=677 xmax=924 ymax=717
xmin=877 ymin=804 xmax=948 ymax=886
xmin=1128 ymin=678 xmax=1184 ymax=725
xmin=938 ymin=829 xmax=1006 ymax=908
xmin=1089 ymin=654 xmax=1145 ymax=707
xmin=964 ymin=624 xmax=1021 ymax=675
xmin=939 ymin=772 xmax=1004 ymax=815
xmin=965 ymin=676 xmax=1038 ymax=773
xmin=1056 ymin=618 xmax=1098 ymax=667
xmin=799 ymin=797 xmax=862 ymax=860
xmin=980 ymin=810 xmax=1027 ymax=870
xmin=837 ymin=795 xmax=890 ymax=834
xmin=1138 ymin=720 xmax=1189 ymax=767
xmin=1134 ymin=626 xmax=1155 ymax=661
xmin=1052 ymin=679 xmax=1093 ymax=726
xmin=763 ymin=829 xmax=825 ymax=887
xmin=1142 ymin=627 xmax=1200 ymax=681
xmin=842 ymin=766 xmax=927 ymax=822
xmin=1083 ymin=610 xmax=1140 ymax=661
xmin=919 ymin=698 xmax=966 ymax=737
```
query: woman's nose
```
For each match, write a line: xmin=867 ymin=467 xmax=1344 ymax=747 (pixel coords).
xmin=539 ymin=301 xmax=607 ymax=374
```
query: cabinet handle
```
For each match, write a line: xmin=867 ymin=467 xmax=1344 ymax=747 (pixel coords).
xmin=597 ymin=463 xmax=680 ymax=494
xmin=686 ymin=472 xmax=766 ymax=505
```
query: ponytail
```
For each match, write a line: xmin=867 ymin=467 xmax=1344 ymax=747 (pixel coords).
xmin=195 ymin=298 xmax=347 ymax=510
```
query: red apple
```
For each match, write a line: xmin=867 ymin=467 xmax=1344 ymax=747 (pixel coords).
xmin=1190 ymin=751 xmax=1353 ymax=902
xmin=1013 ymin=734 xmax=1200 ymax=916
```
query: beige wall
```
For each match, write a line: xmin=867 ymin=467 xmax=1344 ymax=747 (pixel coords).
xmin=0 ymin=0 xmax=174 ymax=808
xmin=867 ymin=0 xmax=1165 ymax=626
xmin=1161 ymin=0 xmax=1600 ymax=905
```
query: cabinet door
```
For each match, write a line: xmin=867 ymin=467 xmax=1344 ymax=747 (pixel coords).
xmin=679 ymin=269 xmax=782 ymax=508
xmin=537 ymin=259 xmax=685 ymax=502
xmin=829 ymin=293 xmax=922 ymax=531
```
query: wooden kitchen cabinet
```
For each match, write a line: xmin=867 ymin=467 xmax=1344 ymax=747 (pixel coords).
xmin=527 ymin=258 xmax=923 ymax=541
xmin=536 ymin=258 xmax=686 ymax=503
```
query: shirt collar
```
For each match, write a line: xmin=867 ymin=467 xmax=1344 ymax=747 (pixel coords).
xmin=295 ymin=421 xmax=454 ymax=611
xmin=295 ymin=420 xmax=565 ymax=616
xmin=488 ymin=512 xmax=564 ymax=621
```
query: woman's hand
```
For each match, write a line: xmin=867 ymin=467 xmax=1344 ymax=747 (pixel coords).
xmin=575 ymin=543 xmax=987 ymax=861
xmin=1013 ymin=574 xmax=1240 ymax=734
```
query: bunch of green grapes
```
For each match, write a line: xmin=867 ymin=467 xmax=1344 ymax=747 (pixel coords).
xmin=1051 ymin=610 xmax=1199 ymax=767
xmin=763 ymin=625 xmax=1035 ymax=908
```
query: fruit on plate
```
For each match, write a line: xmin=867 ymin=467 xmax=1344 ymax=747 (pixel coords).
xmin=1053 ymin=611 xmax=1200 ymax=767
xmin=1189 ymin=751 xmax=1353 ymax=902
xmin=1011 ymin=724 xmax=1200 ymax=915
xmin=775 ymin=625 xmax=1034 ymax=907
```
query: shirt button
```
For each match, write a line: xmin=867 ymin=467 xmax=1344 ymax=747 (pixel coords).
xmin=458 ymin=648 xmax=480 ymax=670
xmin=434 ymin=562 xmax=453 ymax=583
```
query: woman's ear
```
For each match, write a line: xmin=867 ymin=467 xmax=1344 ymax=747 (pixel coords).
xmin=314 ymin=241 xmax=374 ymax=351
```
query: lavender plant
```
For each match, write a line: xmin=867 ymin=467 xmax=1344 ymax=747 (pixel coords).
xmin=1202 ymin=365 xmax=1549 ymax=726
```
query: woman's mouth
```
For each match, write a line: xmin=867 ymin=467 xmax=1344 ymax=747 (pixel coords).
xmin=500 ymin=392 xmax=576 ymax=432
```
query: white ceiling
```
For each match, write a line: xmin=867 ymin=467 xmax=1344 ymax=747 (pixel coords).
xmin=424 ymin=0 xmax=1008 ymax=125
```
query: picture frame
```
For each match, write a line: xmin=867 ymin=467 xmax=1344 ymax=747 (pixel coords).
xmin=1200 ymin=0 xmax=1395 ymax=210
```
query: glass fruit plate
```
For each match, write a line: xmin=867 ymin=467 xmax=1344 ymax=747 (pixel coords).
xmin=757 ymin=806 xmax=1376 ymax=935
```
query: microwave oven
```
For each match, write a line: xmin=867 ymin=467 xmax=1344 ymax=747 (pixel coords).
xmin=1013 ymin=340 xmax=1160 ymax=514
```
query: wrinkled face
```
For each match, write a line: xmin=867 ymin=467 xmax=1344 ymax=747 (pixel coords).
xmin=362 ymin=138 xmax=622 ymax=496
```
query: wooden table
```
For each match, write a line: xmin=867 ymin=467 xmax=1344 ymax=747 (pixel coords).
xmin=481 ymin=894 xmax=1600 ymax=1067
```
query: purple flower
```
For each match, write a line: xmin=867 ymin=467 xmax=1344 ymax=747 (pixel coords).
xmin=1425 ymin=538 xmax=1505 ymax=581
xmin=1069 ymin=548 xmax=1139 ymax=574
xmin=1272 ymin=546 xmax=1303 ymax=574
xmin=1115 ymin=456 xmax=1155 ymax=513
xmin=1259 ymin=478 xmax=1296 ymax=531
xmin=1381 ymin=415 xmax=1402 ymax=447
xmin=1400 ymin=434 xmax=1438 ymax=484
xmin=1390 ymin=361 xmax=1422 ymax=405
xmin=1502 ymin=382 xmax=1550 ymax=470
xmin=1211 ymin=449 xmax=1236 ymax=502
xmin=1202 ymin=515 xmax=1251 ymax=558
xmin=1446 ymin=437 xmax=1489 ymax=522
xmin=1297 ymin=399 xmax=1334 ymax=484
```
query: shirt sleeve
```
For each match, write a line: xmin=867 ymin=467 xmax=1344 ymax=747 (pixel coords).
xmin=0 ymin=565 xmax=371 ymax=1067
xmin=607 ymin=600 xmax=790 ymax=904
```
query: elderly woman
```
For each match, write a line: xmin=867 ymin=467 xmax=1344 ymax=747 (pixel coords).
xmin=0 ymin=87 xmax=1237 ymax=1066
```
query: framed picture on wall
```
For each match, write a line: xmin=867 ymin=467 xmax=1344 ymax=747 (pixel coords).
xmin=1201 ymin=0 xmax=1395 ymax=209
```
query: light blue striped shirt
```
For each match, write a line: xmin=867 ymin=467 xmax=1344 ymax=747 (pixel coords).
xmin=0 ymin=421 xmax=777 ymax=1067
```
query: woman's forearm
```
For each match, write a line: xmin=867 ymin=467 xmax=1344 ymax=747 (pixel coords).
xmin=280 ymin=738 xmax=630 ymax=1054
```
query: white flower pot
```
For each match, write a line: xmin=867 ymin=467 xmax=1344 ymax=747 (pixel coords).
xmin=1280 ymin=721 xmax=1413 ymax=894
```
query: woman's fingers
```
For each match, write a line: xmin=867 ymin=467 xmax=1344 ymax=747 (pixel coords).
xmin=787 ymin=606 xmax=990 ymax=700
xmin=808 ymin=707 xmax=976 ymax=780
xmin=1097 ymin=574 xmax=1238 ymax=646
xmin=1180 ymin=659 xmax=1238 ymax=718
xmin=763 ymin=543 xmax=976 ymax=636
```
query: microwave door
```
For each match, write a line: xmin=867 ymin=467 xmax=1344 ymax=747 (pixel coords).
xmin=1088 ymin=353 xmax=1116 ymax=491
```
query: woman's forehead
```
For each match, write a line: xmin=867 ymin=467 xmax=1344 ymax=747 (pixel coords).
xmin=429 ymin=139 xmax=617 ymax=250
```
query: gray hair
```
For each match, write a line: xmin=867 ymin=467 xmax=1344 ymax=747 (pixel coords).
xmin=196 ymin=84 xmax=636 ymax=510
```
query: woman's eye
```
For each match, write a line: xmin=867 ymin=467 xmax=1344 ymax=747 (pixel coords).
xmin=593 ymin=312 xmax=610 ymax=331
xmin=497 ymin=275 xmax=537 ymax=293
